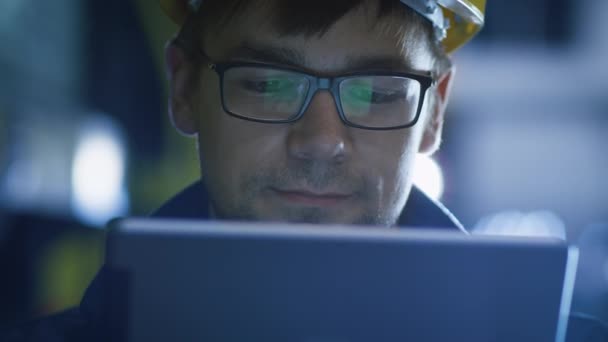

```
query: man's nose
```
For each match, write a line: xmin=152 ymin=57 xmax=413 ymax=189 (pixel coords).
xmin=286 ymin=91 xmax=352 ymax=163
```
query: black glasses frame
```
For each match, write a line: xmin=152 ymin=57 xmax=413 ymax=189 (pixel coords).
xmin=188 ymin=41 xmax=435 ymax=131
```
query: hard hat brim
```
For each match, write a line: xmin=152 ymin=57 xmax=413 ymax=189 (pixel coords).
xmin=159 ymin=0 xmax=485 ymax=53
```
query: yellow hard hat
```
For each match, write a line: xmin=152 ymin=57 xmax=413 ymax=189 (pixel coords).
xmin=402 ymin=0 xmax=486 ymax=53
xmin=159 ymin=0 xmax=485 ymax=53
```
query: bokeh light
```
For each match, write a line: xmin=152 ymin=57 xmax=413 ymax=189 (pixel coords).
xmin=473 ymin=210 xmax=567 ymax=240
xmin=413 ymin=154 xmax=444 ymax=201
xmin=71 ymin=122 xmax=128 ymax=226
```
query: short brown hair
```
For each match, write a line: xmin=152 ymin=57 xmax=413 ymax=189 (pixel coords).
xmin=178 ymin=0 xmax=451 ymax=75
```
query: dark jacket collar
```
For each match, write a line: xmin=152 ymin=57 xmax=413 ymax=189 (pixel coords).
xmin=80 ymin=180 xmax=465 ymax=326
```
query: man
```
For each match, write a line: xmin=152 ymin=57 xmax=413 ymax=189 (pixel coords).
xmin=3 ymin=0 xmax=607 ymax=341
xmin=158 ymin=0 xmax=463 ymax=228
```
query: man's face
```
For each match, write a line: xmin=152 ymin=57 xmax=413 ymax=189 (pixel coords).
xmin=171 ymin=4 xmax=446 ymax=226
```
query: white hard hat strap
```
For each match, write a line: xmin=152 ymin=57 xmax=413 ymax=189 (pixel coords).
xmin=399 ymin=0 xmax=449 ymax=40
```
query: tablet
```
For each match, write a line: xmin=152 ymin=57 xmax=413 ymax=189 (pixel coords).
xmin=105 ymin=218 xmax=578 ymax=342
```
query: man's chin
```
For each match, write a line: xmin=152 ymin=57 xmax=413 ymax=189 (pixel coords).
xmin=250 ymin=207 xmax=384 ymax=226
xmin=211 ymin=201 xmax=388 ymax=226
xmin=255 ymin=208 xmax=337 ymax=225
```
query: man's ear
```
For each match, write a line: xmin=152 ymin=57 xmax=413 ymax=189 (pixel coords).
xmin=165 ymin=38 xmax=198 ymax=136
xmin=418 ymin=67 xmax=455 ymax=155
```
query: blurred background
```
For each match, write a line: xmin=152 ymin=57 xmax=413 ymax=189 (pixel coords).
xmin=0 ymin=0 xmax=606 ymax=329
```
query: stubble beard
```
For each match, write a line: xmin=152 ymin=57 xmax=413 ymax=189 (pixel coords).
xmin=204 ymin=159 xmax=400 ymax=226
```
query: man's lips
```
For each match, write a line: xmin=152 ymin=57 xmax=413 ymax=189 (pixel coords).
xmin=270 ymin=187 xmax=352 ymax=206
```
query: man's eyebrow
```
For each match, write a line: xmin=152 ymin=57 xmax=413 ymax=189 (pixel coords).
xmin=344 ymin=55 xmax=415 ymax=71
xmin=225 ymin=43 xmax=306 ymax=67
xmin=225 ymin=43 xmax=415 ymax=72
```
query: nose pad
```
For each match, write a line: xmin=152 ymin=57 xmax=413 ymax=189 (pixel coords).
xmin=287 ymin=91 xmax=350 ymax=163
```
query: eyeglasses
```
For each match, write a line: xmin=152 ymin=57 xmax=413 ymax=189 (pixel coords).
xmin=191 ymin=45 xmax=435 ymax=130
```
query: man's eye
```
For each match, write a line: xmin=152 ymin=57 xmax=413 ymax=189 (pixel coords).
xmin=346 ymin=86 xmax=402 ymax=104
xmin=240 ymin=78 xmax=295 ymax=94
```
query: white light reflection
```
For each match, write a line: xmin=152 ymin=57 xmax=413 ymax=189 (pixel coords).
xmin=413 ymin=154 xmax=444 ymax=201
xmin=473 ymin=210 xmax=566 ymax=240
xmin=71 ymin=121 xmax=128 ymax=226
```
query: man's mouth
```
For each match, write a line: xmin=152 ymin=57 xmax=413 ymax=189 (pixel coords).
xmin=270 ymin=187 xmax=352 ymax=206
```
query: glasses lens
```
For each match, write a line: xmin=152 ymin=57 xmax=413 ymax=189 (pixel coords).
xmin=222 ymin=67 xmax=310 ymax=121
xmin=339 ymin=76 xmax=421 ymax=128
